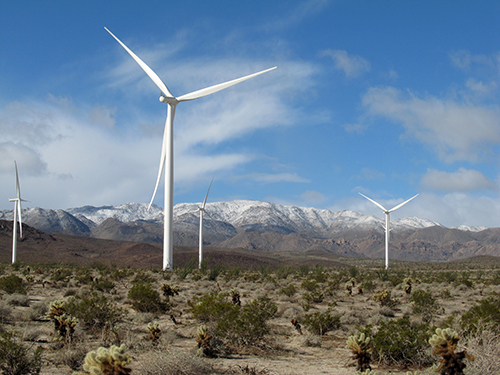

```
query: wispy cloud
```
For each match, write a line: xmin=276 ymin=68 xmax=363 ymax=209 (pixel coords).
xmin=361 ymin=86 xmax=500 ymax=162
xmin=421 ymin=168 xmax=497 ymax=192
xmin=321 ymin=49 xmax=371 ymax=78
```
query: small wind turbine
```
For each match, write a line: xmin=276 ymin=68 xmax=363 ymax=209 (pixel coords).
xmin=105 ymin=28 xmax=276 ymax=270
xmin=192 ymin=177 xmax=214 ymax=269
xmin=359 ymin=192 xmax=418 ymax=269
xmin=9 ymin=161 xmax=27 ymax=264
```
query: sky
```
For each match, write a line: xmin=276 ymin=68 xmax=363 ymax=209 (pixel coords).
xmin=1 ymin=0 xmax=500 ymax=228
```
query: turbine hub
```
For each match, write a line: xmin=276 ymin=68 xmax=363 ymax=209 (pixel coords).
xmin=159 ymin=95 xmax=177 ymax=104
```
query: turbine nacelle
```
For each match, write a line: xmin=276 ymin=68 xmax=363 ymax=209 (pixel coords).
xmin=159 ymin=95 xmax=178 ymax=105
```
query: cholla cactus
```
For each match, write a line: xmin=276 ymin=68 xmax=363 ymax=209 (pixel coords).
xmin=74 ymin=344 xmax=132 ymax=375
xmin=346 ymin=332 xmax=373 ymax=371
xmin=47 ymin=300 xmax=66 ymax=321
xmin=196 ymin=324 xmax=217 ymax=357
xmin=345 ymin=282 xmax=353 ymax=296
xmin=372 ymin=289 xmax=394 ymax=307
xmin=161 ymin=283 xmax=179 ymax=297
xmin=230 ymin=289 xmax=241 ymax=306
xmin=147 ymin=322 xmax=161 ymax=344
xmin=54 ymin=313 xmax=78 ymax=342
xmin=404 ymin=278 xmax=412 ymax=294
xmin=429 ymin=328 xmax=474 ymax=375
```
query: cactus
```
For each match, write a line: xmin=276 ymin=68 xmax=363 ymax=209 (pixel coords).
xmin=47 ymin=300 xmax=66 ymax=321
xmin=196 ymin=324 xmax=216 ymax=357
xmin=54 ymin=313 xmax=78 ymax=342
xmin=429 ymin=328 xmax=474 ymax=375
xmin=346 ymin=332 xmax=373 ymax=372
xmin=74 ymin=344 xmax=132 ymax=375
xmin=345 ymin=282 xmax=353 ymax=296
xmin=404 ymin=278 xmax=412 ymax=294
xmin=161 ymin=283 xmax=179 ymax=297
xmin=291 ymin=319 xmax=303 ymax=334
xmin=372 ymin=289 xmax=395 ymax=307
xmin=147 ymin=322 xmax=161 ymax=344
xmin=230 ymin=289 xmax=241 ymax=306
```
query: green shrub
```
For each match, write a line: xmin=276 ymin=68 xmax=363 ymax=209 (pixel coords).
xmin=410 ymin=290 xmax=438 ymax=322
xmin=131 ymin=270 xmax=154 ymax=284
xmin=303 ymin=290 xmax=324 ymax=304
xmin=0 ymin=275 xmax=26 ymax=295
xmin=188 ymin=293 xmax=237 ymax=323
xmin=216 ymin=296 xmax=277 ymax=346
xmin=0 ymin=332 xmax=42 ymax=375
xmin=303 ymin=309 xmax=340 ymax=335
xmin=208 ymin=265 xmax=224 ymax=281
xmin=461 ymin=293 xmax=500 ymax=334
xmin=66 ymin=293 xmax=126 ymax=330
xmin=91 ymin=278 xmax=115 ymax=293
xmin=301 ymin=279 xmax=318 ymax=292
xmin=372 ymin=316 xmax=432 ymax=367
xmin=177 ymin=260 xmax=196 ymax=280
xmin=50 ymin=268 xmax=73 ymax=282
xmin=279 ymin=284 xmax=297 ymax=297
xmin=127 ymin=283 xmax=169 ymax=313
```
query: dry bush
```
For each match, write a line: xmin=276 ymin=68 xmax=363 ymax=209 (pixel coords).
xmin=460 ymin=327 xmax=500 ymax=375
xmin=135 ymin=348 xmax=221 ymax=374
xmin=5 ymin=293 xmax=29 ymax=307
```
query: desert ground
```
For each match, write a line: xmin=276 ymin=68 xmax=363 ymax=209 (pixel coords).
xmin=0 ymin=253 xmax=498 ymax=375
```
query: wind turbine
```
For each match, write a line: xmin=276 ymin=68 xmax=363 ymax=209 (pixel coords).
xmin=358 ymin=192 xmax=418 ymax=269
xmin=192 ymin=177 xmax=214 ymax=269
xmin=9 ymin=161 xmax=27 ymax=264
xmin=105 ymin=28 xmax=276 ymax=271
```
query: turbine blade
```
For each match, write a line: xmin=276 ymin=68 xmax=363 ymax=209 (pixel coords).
xmin=105 ymin=27 xmax=174 ymax=98
xmin=148 ymin=119 xmax=168 ymax=210
xmin=358 ymin=192 xmax=387 ymax=212
xmin=17 ymin=201 xmax=23 ymax=238
xmin=201 ymin=176 xmax=215 ymax=210
xmin=388 ymin=194 xmax=419 ymax=213
xmin=14 ymin=161 xmax=21 ymax=200
xmin=177 ymin=67 xmax=277 ymax=102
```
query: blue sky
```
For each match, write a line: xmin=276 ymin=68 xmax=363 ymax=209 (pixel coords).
xmin=1 ymin=0 xmax=500 ymax=228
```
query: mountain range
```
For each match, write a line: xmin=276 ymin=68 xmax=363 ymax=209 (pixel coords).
xmin=0 ymin=200 xmax=498 ymax=262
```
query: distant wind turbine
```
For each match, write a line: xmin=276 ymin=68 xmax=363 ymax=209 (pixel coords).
xmin=359 ymin=192 xmax=418 ymax=269
xmin=105 ymin=28 xmax=276 ymax=270
xmin=192 ymin=177 xmax=214 ymax=269
xmin=9 ymin=161 xmax=27 ymax=264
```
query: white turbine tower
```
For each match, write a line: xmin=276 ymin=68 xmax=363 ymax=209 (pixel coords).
xmin=359 ymin=192 xmax=418 ymax=269
xmin=105 ymin=28 xmax=276 ymax=271
xmin=9 ymin=161 xmax=27 ymax=264
xmin=193 ymin=177 xmax=214 ymax=269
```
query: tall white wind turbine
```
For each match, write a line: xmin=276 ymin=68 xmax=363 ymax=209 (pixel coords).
xmin=9 ymin=161 xmax=27 ymax=264
xmin=359 ymin=192 xmax=418 ymax=269
xmin=105 ymin=28 xmax=276 ymax=271
xmin=193 ymin=177 xmax=214 ymax=269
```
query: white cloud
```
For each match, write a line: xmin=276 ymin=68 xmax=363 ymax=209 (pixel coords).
xmin=362 ymin=86 xmax=500 ymax=162
xmin=321 ymin=49 xmax=371 ymax=78
xmin=421 ymin=168 xmax=497 ymax=192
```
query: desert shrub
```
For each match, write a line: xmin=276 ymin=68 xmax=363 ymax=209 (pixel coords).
xmin=66 ymin=293 xmax=126 ymax=330
xmin=461 ymin=326 xmax=500 ymax=375
xmin=136 ymin=348 xmax=220 ymax=375
xmin=132 ymin=270 xmax=154 ymax=284
xmin=223 ymin=266 xmax=241 ymax=281
xmin=50 ymin=267 xmax=73 ymax=282
xmin=303 ymin=309 xmax=340 ymax=335
xmin=91 ymin=278 xmax=115 ymax=293
xmin=303 ymin=290 xmax=324 ymax=304
xmin=279 ymin=284 xmax=297 ymax=297
xmin=188 ymin=292 xmax=237 ymax=323
xmin=75 ymin=269 xmax=94 ymax=285
xmin=274 ymin=265 xmax=294 ymax=280
xmin=0 ymin=275 xmax=26 ymax=295
xmin=216 ymin=296 xmax=277 ymax=346
xmin=127 ymin=283 xmax=169 ymax=313
xmin=208 ymin=265 xmax=224 ymax=281
xmin=460 ymin=293 xmax=500 ymax=334
xmin=110 ymin=268 xmax=133 ymax=281
xmin=177 ymin=260 xmax=196 ymax=280
xmin=0 ymin=332 xmax=43 ymax=375
xmin=301 ymin=279 xmax=318 ymax=291
xmin=372 ymin=316 xmax=432 ymax=367
xmin=58 ymin=342 xmax=89 ymax=371
xmin=361 ymin=279 xmax=376 ymax=292
xmin=5 ymin=294 xmax=29 ymax=307
xmin=410 ymin=290 xmax=438 ymax=322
